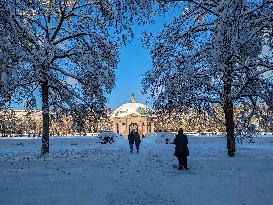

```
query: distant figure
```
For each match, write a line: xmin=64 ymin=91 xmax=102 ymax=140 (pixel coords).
xmin=173 ymin=128 xmax=189 ymax=170
xmin=128 ymin=130 xmax=141 ymax=154
xmin=134 ymin=132 xmax=141 ymax=154
xmin=128 ymin=130 xmax=135 ymax=154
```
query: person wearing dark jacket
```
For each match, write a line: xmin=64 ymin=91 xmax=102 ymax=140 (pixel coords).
xmin=173 ymin=128 xmax=189 ymax=170
xmin=128 ymin=131 xmax=135 ymax=154
xmin=134 ymin=132 xmax=141 ymax=154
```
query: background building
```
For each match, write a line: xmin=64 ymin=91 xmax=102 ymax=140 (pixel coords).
xmin=110 ymin=94 xmax=155 ymax=137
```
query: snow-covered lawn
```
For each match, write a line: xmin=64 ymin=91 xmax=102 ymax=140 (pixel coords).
xmin=0 ymin=135 xmax=273 ymax=205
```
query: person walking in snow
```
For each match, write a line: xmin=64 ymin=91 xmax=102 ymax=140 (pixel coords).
xmin=173 ymin=128 xmax=189 ymax=170
xmin=128 ymin=130 xmax=135 ymax=154
xmin=134 ymin=132 xmax=141 ymax=154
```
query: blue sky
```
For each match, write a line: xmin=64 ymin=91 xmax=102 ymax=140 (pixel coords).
xmin=106 ymin=36 xmax=152 ymax=109
xmin=107 ymin=9 xmax=181 ymax=109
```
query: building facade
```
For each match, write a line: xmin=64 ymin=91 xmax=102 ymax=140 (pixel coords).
xmin=110 ymin=94 xmax=155 ymax=137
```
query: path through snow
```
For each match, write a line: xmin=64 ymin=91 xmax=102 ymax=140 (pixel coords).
xmin=0 ymin=136 xmax=273 ymax=205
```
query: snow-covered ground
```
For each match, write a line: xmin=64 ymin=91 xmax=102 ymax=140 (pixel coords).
xmin=0 ymin=135 xmax=273 ymax=205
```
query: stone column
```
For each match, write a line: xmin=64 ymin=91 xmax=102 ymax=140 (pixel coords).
xmin=151 ymin=121 xmax=155 ymax=133
xmin=112 ymin=119 xmax=116 ymax=133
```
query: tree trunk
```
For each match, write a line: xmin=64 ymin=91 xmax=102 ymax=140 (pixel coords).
xmin=41 ymin=81 xmax=50 ymax=155
xmin=223 ymin=57 xmax=235 ymax=157
xmin=223 ymin=100 xmax=235 ymax=157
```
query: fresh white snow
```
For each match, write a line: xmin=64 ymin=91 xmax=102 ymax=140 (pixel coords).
xmin=0 ymin=135 xmax=273 ymax=205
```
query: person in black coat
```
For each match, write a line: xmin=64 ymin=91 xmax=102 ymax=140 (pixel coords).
xmin=128 ymin=130 xmax=142 ymax=154
xmin=173 ymin=128 xmax=189 ymax=170
xmin=134 ymin=132 xmax=141 ymax=154
xmin=128 ymin=131 xmax=135 ymax=154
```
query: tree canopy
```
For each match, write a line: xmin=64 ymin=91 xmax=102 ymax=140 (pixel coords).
xmin=143 ymin=0 xmax=273 ymax=156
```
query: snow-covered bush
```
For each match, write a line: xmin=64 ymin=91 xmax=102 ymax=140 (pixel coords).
xmin=144 ymin=133 xmax=158 ymax=144
xmin=156 ymin=132 xmax=175 ymax=144
xmin=98 ymin=132 xmax=124 ymax=144
xmin=235 ymin=124 xmax=257 ymax=144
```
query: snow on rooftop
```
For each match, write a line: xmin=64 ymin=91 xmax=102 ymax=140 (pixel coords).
xmin=111 ymin=102 xmax=153 ymax=118
xmin=110 ymin=94 xmax=153 ymax=118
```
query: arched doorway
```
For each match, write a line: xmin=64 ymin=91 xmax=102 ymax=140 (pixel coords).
xmin=129 ymin=123 xmax=138 ymax=133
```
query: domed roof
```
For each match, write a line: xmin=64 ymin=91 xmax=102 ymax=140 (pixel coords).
xmin=111 ymin=94 xmax=153 ymax=118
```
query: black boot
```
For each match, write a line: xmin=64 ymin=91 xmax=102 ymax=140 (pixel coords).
xmin=178 ymin=166 xmax=183 ymax=170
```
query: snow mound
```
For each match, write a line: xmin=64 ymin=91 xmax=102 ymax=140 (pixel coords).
xmin=143 ymin=133 xmax=158 ymax=144
xmin=156 ymin=132 xmax=175 ymax=144
xmin=144 ymin=132 xmax=175 ymax=144
xmin=97 ymin=132 xmax=124 ymax=144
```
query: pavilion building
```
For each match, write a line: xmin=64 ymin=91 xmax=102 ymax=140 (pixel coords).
xmin=110 ymin=94 xmax=155 ymax=137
